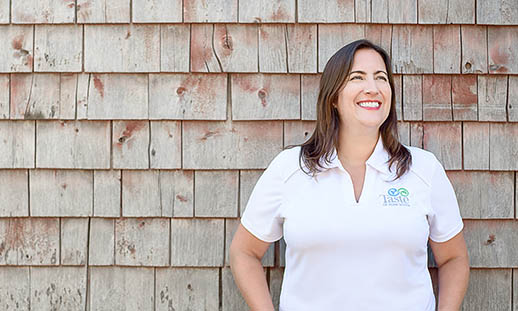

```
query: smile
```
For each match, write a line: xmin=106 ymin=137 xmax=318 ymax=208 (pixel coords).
xmin=357 ymin=101 xmax=381 ymax=110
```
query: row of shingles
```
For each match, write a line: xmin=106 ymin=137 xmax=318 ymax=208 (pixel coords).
xmin=0 ymin=265 xmax=284 ymax=310
xmin=1 ymin=23 xmax=518 ymax=74
xmin=0 ymin=71 xmax=516 ymax=122
xmin=1 ymin=0 xmax=518 ymax=24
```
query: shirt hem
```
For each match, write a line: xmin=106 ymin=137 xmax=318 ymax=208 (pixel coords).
xmin=429 ymin=221 xmax=464 ymax=243
xmin=240 ymin=218 xmax=281 ymax=243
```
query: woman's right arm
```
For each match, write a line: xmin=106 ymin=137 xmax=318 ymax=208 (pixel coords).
xmin=230 ymin=223 xmax=275 ymax=311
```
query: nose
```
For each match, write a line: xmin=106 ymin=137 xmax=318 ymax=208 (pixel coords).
xmin=363 ymin=76 xmax=379 ymax=95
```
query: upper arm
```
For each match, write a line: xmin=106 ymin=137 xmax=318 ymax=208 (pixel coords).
xmin=429 ymin=229 xmax=468 ymax=267
xmin=230 ymin=223 xmax=271 ymax=261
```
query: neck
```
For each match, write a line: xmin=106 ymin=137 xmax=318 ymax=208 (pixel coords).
xmin=336 ymin=127 xmax=380 ymax=167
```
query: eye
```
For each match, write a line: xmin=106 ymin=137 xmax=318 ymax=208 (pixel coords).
xmin=377 ymin=76 xmax=388 ymax=81
xmin=350 ymin=75 xmax=362 ymax=80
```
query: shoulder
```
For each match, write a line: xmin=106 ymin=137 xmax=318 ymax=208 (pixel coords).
xmin=267 ymin=146 xmax=303 ymax=183
xmin=404 ymin=145 xmax=441 ymax=187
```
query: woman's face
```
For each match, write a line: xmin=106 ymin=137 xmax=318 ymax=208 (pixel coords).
xmin=335 ymin=48 xmax=392 ymax=132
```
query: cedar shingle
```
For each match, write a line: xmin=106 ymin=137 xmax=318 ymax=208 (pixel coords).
xmin=12 ymin=0 xmax=75 ymax=23
xmin=423 ymin=122 xmax=462 ymax=170
xmin=422 ymin=75 xmax=452 ymax=121
xmin=418 ymin=0 xmax=474 ymax=24
xmin=93 ymin=170 xmax=121 ymax=217
xmin=477 ymin=0 xmax=518 ymax=25
xmin=301 ymin=74 xmax=320 ymax=120
xmin=392 ymin=25 xmax=433 ymax=73
xmin=30 ymin=267 xmax=87 ymax=310
xmin=284 ymin=120 xmax=315 ymax=147
xmin=463 ymin=122 xmax=490 ymax=170
xmin=488 ymin=26 xmax=518 ymax=74
xmin=239 ymin=170 xmax=264 ymax=216
xmin=258 ymin=25 xmax=288 ymax=73
xmin=433 ymin=25 xmax=461 ymax=74
xmin=195 ymin=170 xmax=239 ymax=217
xmin=0 ymin=121 xmax=34 ymax=168
xmin=402 ymin=75 xmax=423 ymax=121
xmin=388 ymin=0 xmax=417 ymax=23
xmin=112 ymin=120 xmax=150 ymax=169
xmin=160 ymin=25 xmax=190 ymax=72
xmin=88 ymin=218 xmax=115 ymax=265
xmin=451 ymin=75 xmax=478 ymax=121
xmin=461 ymin=25 xmax=487 ymax=74
xmin=225 ymin=218 xmax=274 ymax=266
xmin=239 ymin=0 xmax=295 ymax=23
xmin=132 ymin=0 xmax=182 ymax=23
xmin=77 ymin=0 xmax=130 ymax=23
xmin=34 ymin=25 xmax=82 ymax=72
xmin=461 ymin=269 xmax=512 ymax=310
xmin=297 ymin=0 xmax=354 ymax=23
xmin=0 ymin=267 xmax=29 ymax=309
xmin=318 ymin=24 xmax=364 ymax=72
xmin=489 ymin=123 xmax=518 ymax=170
xmin=0 ymin=74 xmax=7 ymax=118
xmin=287 ymin=24 xmax=317 ymax=73
xmin=30 ymin=170 xmax=93 ymax=217
xmin=60 ymin=218 xmax=89 ymax=265
xmin=0 ymin=1 xmax=8 ymax=23
xmin=149 ymin=121 xmax=182 ymax=169
xmin=478 ymin=75 xmax=507 ymax=122
xmin=0 ymin=25 xmax=33 ymax=72
xmin=0 ymin=170 xmax=28 ymax=216
xmin=184 ymin=0 xmax=238 ymax=22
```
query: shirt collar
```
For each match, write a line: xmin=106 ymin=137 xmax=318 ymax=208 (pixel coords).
xmin=320 ymin=135 xmax=392 ymax=176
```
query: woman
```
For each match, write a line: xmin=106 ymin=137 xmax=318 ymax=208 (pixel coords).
xmin=229 ymin=39 xmax=469 ymax=311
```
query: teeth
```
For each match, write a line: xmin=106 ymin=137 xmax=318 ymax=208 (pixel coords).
xmin=358 ymin=101 xmax=380 ymax=108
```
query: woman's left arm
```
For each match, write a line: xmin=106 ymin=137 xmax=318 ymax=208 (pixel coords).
xmin=429 ymin=230 xmax=470 ymax=311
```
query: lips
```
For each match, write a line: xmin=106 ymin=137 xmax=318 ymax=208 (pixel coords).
xmin=356 ymin=100 xmax=382 ymax=110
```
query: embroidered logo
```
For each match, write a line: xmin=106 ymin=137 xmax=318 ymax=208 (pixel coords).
xmin=381 ymin=187 xmax=410 ymax=207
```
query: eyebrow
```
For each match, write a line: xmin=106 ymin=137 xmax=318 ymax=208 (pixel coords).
xmin=349 ymin=70 xmax=388 ymax=76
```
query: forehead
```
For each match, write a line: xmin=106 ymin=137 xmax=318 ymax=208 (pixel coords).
xmin=350 ymin=49 xmax=387 ymax=71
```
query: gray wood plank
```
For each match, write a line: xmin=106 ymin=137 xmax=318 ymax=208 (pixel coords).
xmin=464 ymin=220 xmax=518 ymax=267
xmin=31 ymin=267 xmax=86 ymax=310
xmin=30 ymin=170 xmax=93 ymax=216
xmin=301 ymin=74 xmax=320 ymax=120
xmin=423 ymin=122 xmax=462 ymax=170
xmin=259 ymin=25 xmax=288 ymax=73
xmin=190 ymin=25 xmax=222 ymax=72
xmin=88 ymin=218 xmax=114 ymax=265
xmin=355 ymin=0 xmax=371 ymax=22
xmin=36 ymin=120 xmax=110 ymax=169
xmin=61 ymin=218 xmax=88 ymax=265
xmin=418 ymin=0 xmax=474 ymax=24
xmin=509 ymin=76 xmax=518 ymax=122
xmin=132 ymin=0 xmax=182 ymax=22
xmin=0 ymin=25 xmax=33 ymax=72
xmin=388 ymin=0 xmax=417 ymax=23
xmin=447 ymin=171 xmax=514 ymax=219
xmin=514 ymin=269 xmax=518 ymax=311
xmin=231 ymin=74 xmax=300 ymax=120
xmin=279 ymin=238 xmax=286 ymax=267
xmin=409 ymin=122 xmax=424 ymax=148
xmin=0 ymin=74 xmax=8 ymax=118
xmin=297 ymin=0 xmax=354 ymax=22
xmin=422 ymin=75 xmax=452 ymax=121
xmin=489 ymin=123 xmax=518 ymax=171
xmin=184 ymin=0 xmax=237 ymax=22
xmin=318 ymin=24 xmax=364 ymax=72
xmin=149 ymin=73 xmax=227 ymax=120
xmin=0 ymin=121 xmax=34 ymax=168
xmin=115 ymin=218 xmax=169 ymax=266
xmin=150 ymin=121 xmax=181 ymax=169
xmin=84 ymin=25 xmax=160 ymax=72
xmin=364 ymin=24 xmax=392 ymax=59
xmin=213 ymin=24 xmax=258 ymax=73
xmin=392 ymin=25 xmax=433 ymax=73
xmin=287 ymin=24 xmax=317 ymax=73
xmin=222 ymin=266 xmax=251 ymax=310
xmin=183 ymin=121 xmax=283 ymax=169
xmin=239 ymin=170 xmax=264 ymax=216
xmin=397 ymin=122 xmax=410 ymax=146
xmin=433 ymin=25 xmax=461 ymax=73
xmin=155 ymin=268 xmax=219 ymax=311
xmin=85 ymin=74 xmax=149 ymax=119
xmin=488 ymin=26 xmax=518 ymax=74
xmin=0 ymin=0 xmax=8 ymax=24
xmin=225 ymin=218 xmax=274 ymax=266
xmin=461 ymin=26 xmax=487 ymax=74
xmin=461 ymin=269 xmax=512 ymax=311
xmin=77 ymin=0 xmax=130 ymax=23
xmin=462 ymin=122 xmax=489 ymax=170
xmin=89 ymin=267 xmax=154 ymax=311
xmin=12 ymin=0 xmax=75 ymax=23
xmin=122 ymin=170 xmax=161 ymax=217
xmin=284 ymin=121 xmax=315 ymax=147
xmin=452 ymin=75 xmax=478 ymax=121
xmin=195 ymin=170 xmax=238 ymax=217
xmin=34 ymin=25 xmax=82 ymax=72
xmin=478 ymin=75 xmax=508 ymax=121
xmin=0 ymin=267 xmax=29 ymax=310
xmin=393 ymin=74 xmax=403 ymax=120
xmin=76 ymin=73 xmax=89 ymax=119
xmin=371 ymin=0 xmax=389 ymax=23
xmin=112 ymin=120 xmax=150 ymax=169
xmin=0 ymin=218 xmax=59 ymax=265
xmin=171 ymin=219 xmax=224 ymax=266
xmin=402 ymin=75 xmax=423 ymax=120
xmin=239 ymin=0 xmax=295 ymax=22
xmin=160 ymin=170 xmax=194 ymax=217
xmin=160 ymin=24 xmax=190 ymax=72
xmin=477 ymin=0 xmax=518 ymax=25
xmin=0 ymin=170 xmax=28 ymax=216
xmin=10 ymin=74 xmax=76 ymax=120
xmin=93 ymin=170 xmax=121 ymax=217
xmin=269 ymin=268 xmax=284 ymax=311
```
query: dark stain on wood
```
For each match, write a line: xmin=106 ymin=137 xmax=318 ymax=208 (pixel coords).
xmin=93 ymin=75 xmax=104 ymax=98
xmin=176 ymin=194 xmax=188 ymax=202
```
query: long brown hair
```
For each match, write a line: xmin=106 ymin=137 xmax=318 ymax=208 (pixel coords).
xmin=297 ymin=39 xmax=412 ymax=179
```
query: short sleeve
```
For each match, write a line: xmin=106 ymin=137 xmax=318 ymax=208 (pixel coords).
xmin=240 ymin=151 xmax=287 ymax=243
xmin=427 ymin=159 xmax=464 ymax=242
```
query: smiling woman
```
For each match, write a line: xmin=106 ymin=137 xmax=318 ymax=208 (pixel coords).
xmin=230 ymin=39 xmax=469 ymax=311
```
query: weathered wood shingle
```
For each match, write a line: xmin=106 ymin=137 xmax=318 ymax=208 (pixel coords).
xmin=60 ymin=218 xmax=89 ymax=265
xmin=433 ymin=25 xmax=460 ymax=74
xmin=184 ymin=0 xmax=238 ymax=22
xmin=0 ymin=121 xmax=34 ymax=168
xmin=112 ymin=120 xmax=150 ymax=169
xmin=402 ymin=75 xmax=423 ymax=121
xmin=12 ymin=0 xmax=75 ymax=24
xmin=77 ymin=0 xmax=130 ymax=23
xmin=93 ymin=170 xmax=121 ymax=217
xmin=489 ymin=123 xmax=518 ymax=171
xmin=488 ymin=26 xmax=518 ymax=74
xmin=0 ymin=1 xmax=8 ymax=24
xmin=160 ymin=25 xmax=190 ymax=72
xmin=418 ymin=0 xmax=474 ymax=24
xmin=461 ymin=269 xmax=512 ymax=311
xmin=284 ymin=121 xmax=315 ymax=147
xmin=34 ymin=25 xmax=82 ymax=72
xmin=423 ymin=122 xmax=462 ymax=170
xmin=0 ymin=25 xmax=33 ymax=72
xmin=392 ymin=26 xmax=433 ymax=73
xmin=477 ymin=0 xmax=518 ymax=25
xmin=0 ymin=75 xmax=7 ymax=117
xmin=422 ymin=75 xmax=452 ymax=121
xmin=88 ymin=218 xmax=115 ymax=265
xmin=195 ymin=170 xmax=238 ymax=217
xmin=239 ymin=0 xmax=295 ymax=23
xmin=0 ymin=267 xmax=29 ymax=310
xmin=31 ymin=267 xmax=87 ymax=310
xmin=318 ymin=24 xmax=364 ymax=72
xmin=132 ymin=0 xmax=182 ymax=23
xmin=0 ymin=170 xmax=28 ymax=216
xmin=463 ymin=122 xmax=489 ymax=170
xmin=461 ymin=26 xmax=488 ymax=74
xmin=297 ymin=0 xmax=354 ymax=23
xmin=478 ymin=75 xmax=508 ymax=121
xmin=452 ymin=75 xmax=478 ymax=121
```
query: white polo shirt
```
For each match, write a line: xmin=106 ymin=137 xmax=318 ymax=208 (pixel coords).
xmin=240 ymin=137 xmax=464 ymax=311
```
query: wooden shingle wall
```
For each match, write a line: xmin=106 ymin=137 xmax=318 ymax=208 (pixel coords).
xmin=0 ymin=0 xmax=517 ymax=310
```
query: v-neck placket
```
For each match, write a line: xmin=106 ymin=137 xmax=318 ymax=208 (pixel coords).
xmin=336 ymin=161 xmax=375 ymax=207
